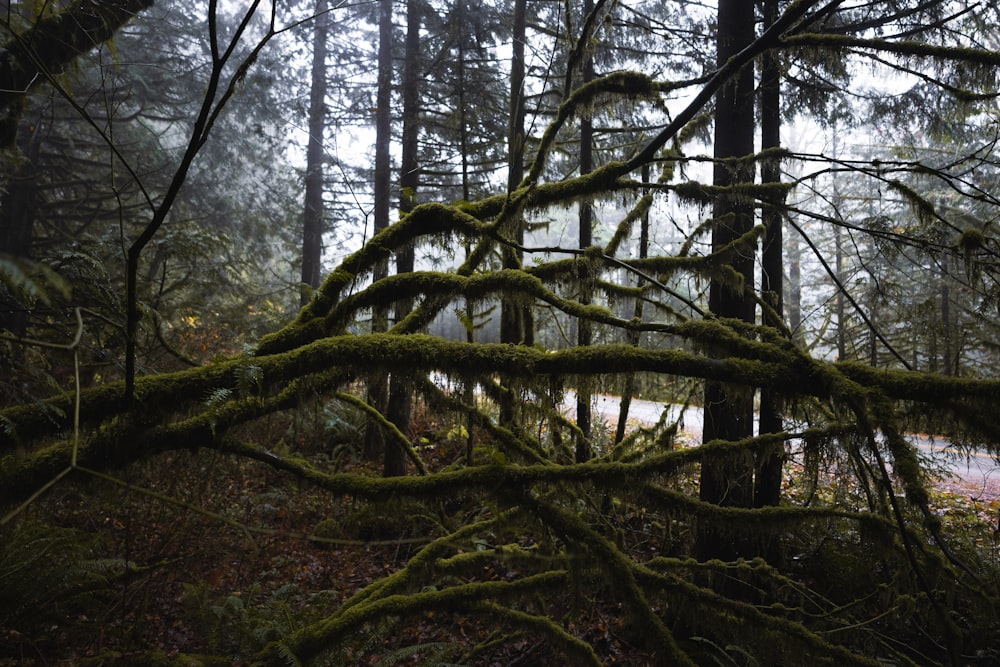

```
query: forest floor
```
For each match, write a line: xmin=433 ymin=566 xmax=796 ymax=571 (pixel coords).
xmin=3 ymin=405 xmax=998 ymax=666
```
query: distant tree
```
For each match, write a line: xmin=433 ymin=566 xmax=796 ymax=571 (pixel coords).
xmin=300 ymin=0 xmax=329 ymax=306
xmin=1 ymin=2 xmax=298 ymax=402
xmin=501 ymin=0 xmax=532 ymax=424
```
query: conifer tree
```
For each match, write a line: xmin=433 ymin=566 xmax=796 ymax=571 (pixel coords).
xmin=300 ymin=0 xmax=329 ymax=306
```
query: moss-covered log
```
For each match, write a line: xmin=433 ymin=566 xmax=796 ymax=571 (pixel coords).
xmin=5 ymin=327 xmax=1000 ymax=505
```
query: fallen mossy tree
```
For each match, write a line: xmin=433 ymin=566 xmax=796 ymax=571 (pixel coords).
xmin=5 ymin=112 xmax=1000 ymax=663
xmin=3 ymin=208 xmax=1000 ymax=663
xmin=5 ymin=1 xmax=1000 ymax=664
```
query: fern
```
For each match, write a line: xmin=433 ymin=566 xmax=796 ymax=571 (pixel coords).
xmin=0 ymin=518 xmax=107 ymax=629
xmin=275 ymin=642 xmax=305 ymax=667
xmin=374 ymin=642 xmax=466 ymax=666
xmin=0 ymin=414 xmax=15 ymax=441
xmin=235 ymin=362 xmax=264 ymax=396
xmin=689 ymin=636 xmax=760 ymax=667
xmin=202 ymin=387 xmax=233 ymax=436
xmin=204 ymin=386 xmax=233 ymax=406
xmin=0 ymin=252 xmax=71 ymax=306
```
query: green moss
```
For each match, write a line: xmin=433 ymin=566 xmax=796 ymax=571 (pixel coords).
xmin=276 ymin=570 xmax=570 ymax=664
xmin=0 ymin=445 xmax=73 ymax=506
xmin=605 ymin=194 xmax=653 ymax=257
xmin=785 ymin=33 xmax=1000 ymax=67
xmin=958 ymin=227 xmax=985 ymax=252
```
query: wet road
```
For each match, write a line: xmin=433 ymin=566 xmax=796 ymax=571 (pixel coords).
xmin=563 ymin=391 xmax=1000 ymax=496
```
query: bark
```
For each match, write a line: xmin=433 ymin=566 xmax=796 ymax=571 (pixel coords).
xmin=615 ymin=163 xmax=650 ymax=446
xmin=575 ymin=0 xmax=595 ymax=464
xmin=0 ymin=121 xmax=41 ymax=336
xmin=755 ymin=0 xmax=784 ymax=514
xmin=455 ymin=0 xmax=478 ymax=464
xmin=697 ymin=0 xmax=757 ymax=561
xmin=940 ymin=254 xmax=954 ymax=376
xmin=372 ymin=0 xmax=393 ymax=303
xmin=787 ymin=232 xmax=803 ymax=342
xmin=506 ymin=0 xmax=526 ymax=205
xmin=384 ymin=0 xmax=421 ymax=478
xmin=499 ymin=0 xmax=529 ymax=427
xmin=365 ymin=0 xmax=393 ymax=460
xmin=300 ymin=0 xmax=329 ymax=306
xmin=833 ymin=132 xmax=847 ymax=360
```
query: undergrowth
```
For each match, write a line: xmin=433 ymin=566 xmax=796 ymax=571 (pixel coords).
xmin=1 ymin=401 xmax=998 ymax=666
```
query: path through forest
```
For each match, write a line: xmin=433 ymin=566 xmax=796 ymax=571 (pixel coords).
xmin=563 ymin=391 xmax=1000 ymax=500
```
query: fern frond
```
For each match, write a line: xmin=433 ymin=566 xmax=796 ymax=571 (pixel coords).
xmin=275 ymin=641 xmax=305 ymax=667
xmin=205 ymin=386 xmax=233 ymax=407
xmin=375 ymin=641 xmax=464 ymax=667
xmin=0 ymin=252 xmax=71 ymax=305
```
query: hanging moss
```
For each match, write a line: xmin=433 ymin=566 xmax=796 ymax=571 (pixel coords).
xmin=8 ymin=315 xmax=1000 ymax=526
xmin=605 ymin=194 xmax=654 ymax=258
xmin=958 ymin=226 xmax=985 ymax=252
xmin=523 ymin=71 xmax=655 ymax=187
xmin=784 ymin=33 xmax=1000 ymax=67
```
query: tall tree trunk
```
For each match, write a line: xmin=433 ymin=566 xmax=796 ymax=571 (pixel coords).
xmin=833 ymin=132 xmax=847 ymax=360
xmin=788 ymin=232 xmax=803 ymax=343
xmin=940 ymin=255 xmax=954 ymax=376
xmin=455 ymin=0 xmax=477 ymax=464
xmin=506 ymin=0 xmax=526 ymax=198
xmin=575 ymin=0 xmax=595 ymax=463
xmin=499 ymin=0 xmax=528 ymax=427
xmin=615 ymin=163 xmax=650 ymax=446
xmin=372 ymin=0 xmax=392 ymax=309
xmin=755 ymin=0 xmax=784 ymax=517
xmin=835 ymin=223 xmax=846 ymax=357
xmin=696 ymin=0 xmax=756 ymax=561
xmin=384 ymin=0 xmax=421 ymax=478
xmin=0 ymin=120 xmax=41 ymax=337
xmin=300 ymin=0 xmax=329 ymax=307
xmin=365 ymin=0 xmax=393 ymax=460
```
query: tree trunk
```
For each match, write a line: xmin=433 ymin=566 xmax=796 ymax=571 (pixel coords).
xmin=788 ymin=235 xmax=803 ymax=343
xmin=455 ymin=0 xmax=477 ymax=464
xmin=940 ymin=255 xmax=954 ymax=376
xmin=384 ymin=0 xmax=421 ymax=478
xmin=365 ymin=0 xmax=393 ymax=461
xmin=300 ymin=0 xmax=329 ymax=307
xmin=0 ymin=121 xmax=41 ymax=337
xmin=755 ymin=0 xmax=784 ymax=517
xmin=696 ymin=0 xmax=756 ymax=561
xmin=499 ymin=0 xmax=528 ymax=427
xmin=615 ymin=163 xmax=650 ymax=446
xmin=833 ymin=132 xmax=847 ymax=360
xmin=575 ymin=0 xmax=595 ymax=463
